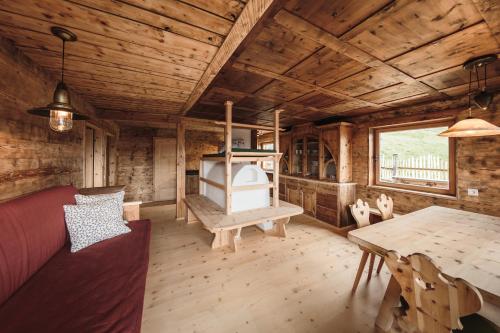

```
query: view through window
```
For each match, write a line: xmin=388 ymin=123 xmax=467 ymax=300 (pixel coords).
xmin=374 ymin=122 xmax=455 ymax=194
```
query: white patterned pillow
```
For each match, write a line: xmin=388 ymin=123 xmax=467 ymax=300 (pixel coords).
xmin=64 ymin=200 xmax=131 ymax=253
xmin=75 ymin=191 xmax=126 ymax=224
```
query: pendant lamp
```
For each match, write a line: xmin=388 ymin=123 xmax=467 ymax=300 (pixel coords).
xmin=27 ymin=27 xmax=88 ymax=132
xmin=439 ymin=54 xmax=499 ymax=138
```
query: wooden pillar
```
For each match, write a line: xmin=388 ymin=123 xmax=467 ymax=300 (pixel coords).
xmin=338 ymin=123 xmax=353 ymax=183
xmin=176 ymin=120 xmax=186 ymax=219
xmin=251 ymin=129 xmax=258 ymax=149
xmin=318 ymin=130 xmax=325 ymax=179
xmin=225 ymin=101 xmax=233 ymax=215
xmin=273 ymin=109 xmax=282 ymax=208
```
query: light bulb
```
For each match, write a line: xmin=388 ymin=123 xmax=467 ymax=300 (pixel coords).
xmin=49 ymin=110 xmax=73 ymax=132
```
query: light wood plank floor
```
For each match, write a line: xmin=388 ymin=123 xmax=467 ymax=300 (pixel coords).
xmin=141 ymin=204 xmax=390 ymax=333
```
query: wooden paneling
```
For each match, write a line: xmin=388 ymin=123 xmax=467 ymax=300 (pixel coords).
xmin=235 ymin=21 xmax=322 ymax=74
xmin=284 ymin=47 xmax=367 ymax=87
xmin=0 ymin=0 xmax=248 ymax=117
xmin=388 ymin=23 xmax=499 ymax=78
xmin=341 ymin=0 xmax=483 ymax=60
xmin=284 ymin=0 xmax=391 ymax=37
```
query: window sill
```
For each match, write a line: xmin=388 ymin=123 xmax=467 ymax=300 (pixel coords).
xmin=366 ymin=185 xmax=458 ymax=200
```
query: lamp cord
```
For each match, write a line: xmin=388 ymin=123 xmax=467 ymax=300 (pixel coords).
xmin=61 ymin=39 xmax=65 ymax=83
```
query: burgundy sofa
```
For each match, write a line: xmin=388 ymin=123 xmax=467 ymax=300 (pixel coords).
xmin=0 ymin=185 xmax=151 ymax=333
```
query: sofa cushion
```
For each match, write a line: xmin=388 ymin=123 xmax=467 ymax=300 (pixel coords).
xmin=75 ymin=191 xmax=127 ymax=224
xmin=0 ymin=185 xmax=78 ymax=306
xmin=64 ymin=200 xmax=131 ymax=252
xmin=0 ymin=220 xmax=151 ymax=333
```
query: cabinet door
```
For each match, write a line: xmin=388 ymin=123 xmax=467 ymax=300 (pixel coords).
xmin=302 ymin=189 xmax=316 ymax=217
xmin=315 ymin=191 xmax=338 ymax=226
xmin=288 ymin=188 xmax=302 ymax=206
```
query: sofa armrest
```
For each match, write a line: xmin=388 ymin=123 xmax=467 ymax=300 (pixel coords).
xmin=123 ymin=201 xmax=142 ymax=221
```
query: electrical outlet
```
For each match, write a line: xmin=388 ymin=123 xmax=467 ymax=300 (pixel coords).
xmin=467 ymin=188 xmax=479 ymax=197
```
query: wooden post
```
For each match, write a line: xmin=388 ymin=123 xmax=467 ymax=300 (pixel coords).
xmin=273 ymin=109 xmax=282 ymax=208
xmin=176 ymin=120 xmax=186 ymax=219
xmin=225 ymin=101 xmax=233 ymax=215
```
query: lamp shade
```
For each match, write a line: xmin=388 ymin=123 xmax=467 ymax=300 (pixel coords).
xmin=438 ymin=117 xmax=500 ymax=137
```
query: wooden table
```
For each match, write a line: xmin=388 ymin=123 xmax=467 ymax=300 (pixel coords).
xmin=347 ymin=206 xmax=500 ymax=330
xmin=185 ymin=194 xmax=303 ymax=252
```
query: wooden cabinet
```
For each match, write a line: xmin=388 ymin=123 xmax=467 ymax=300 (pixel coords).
xmin=277 ymin=122 xmax=353 ymax=182
xmin=280 ymin=175 xmax=356 ymax=229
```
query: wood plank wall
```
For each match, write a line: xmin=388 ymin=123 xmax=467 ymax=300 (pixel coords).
xmin=0 ymin=37 xmax=117 ymax=201
xmin=351 ymin=97 xmax=499 ymax=217
xmin=117 ymin=126 xmax=223 ymax=201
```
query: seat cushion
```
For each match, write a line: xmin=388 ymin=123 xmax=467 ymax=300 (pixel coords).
xmin=0 ymin=220 xmax=151 ymax=333
xmin=0 ymin=185 xmax=78 ymax=306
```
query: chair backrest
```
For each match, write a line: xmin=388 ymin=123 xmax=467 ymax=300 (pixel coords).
xmin=384 ymin=251 xmax=483 ymax=333
xmin=376 ymin=194 xmax=394 ymax=220
xmin=350 ymin=199 xmax=370 ymax=228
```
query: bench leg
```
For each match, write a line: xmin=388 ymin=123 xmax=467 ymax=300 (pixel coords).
xmin=211 ymin=228 xmax=241 ymax=252
xmin=184 ymin=207 xmax=199 ymax=224
xmin=266 ymin=217 xmax=289 ymax=238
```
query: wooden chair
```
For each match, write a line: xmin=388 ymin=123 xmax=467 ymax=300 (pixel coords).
xmin=350 ymin=199 xmax=385 ymax=293
xmin=384 ymin=251 xmax=498 ymax=333
xmin=376 ymin=194 xmax=394 ymax=221
xmin=372 ymin=194 xmax=394 ymax=274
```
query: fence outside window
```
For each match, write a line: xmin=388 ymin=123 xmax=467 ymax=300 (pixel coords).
xmin=379 ymin=154 xmax=449 ymax=189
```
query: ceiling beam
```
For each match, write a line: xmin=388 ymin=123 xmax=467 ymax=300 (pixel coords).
xmin=232 ymin=62 xmax=380 ymax=108
xmin=181 ymin=0 xmax=284 ymax=115
xmin=273 ymin=9 xmax=447 ymax=99
xmin=98 ymin=110 xmax=282 ymax=131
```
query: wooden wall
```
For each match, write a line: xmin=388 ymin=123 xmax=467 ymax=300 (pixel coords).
xmin=351 ymin=96 xmax=499 ymax=217
xmin=117 ymin=126 xmax=223 ymax=201
xmin=0 ymin=37 xmax=116 ymax=201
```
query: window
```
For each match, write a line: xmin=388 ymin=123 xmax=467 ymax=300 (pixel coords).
xmin=372 ymin=120 xmax=456 ymax=195
xmin=261 ymin=142 xmax=274 ymax=170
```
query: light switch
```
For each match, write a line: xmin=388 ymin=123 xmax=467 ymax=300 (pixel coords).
xmin=467 ymin=188 xmax=479 ymax=197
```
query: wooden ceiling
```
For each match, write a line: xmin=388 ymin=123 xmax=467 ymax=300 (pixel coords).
xmin=0 ymin=0 xmax=499 ymax=127
xmin=0 ymin=0 xmax=252 ymax=114
xmin=189 ymin=0 xmax=500 ymax=126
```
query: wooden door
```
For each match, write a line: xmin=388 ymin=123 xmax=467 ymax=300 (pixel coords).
xmin=84 ymin=127 xmax=94 ymax=187
xmin=93 ymin=128 xmax=104 ymax=187
xmin=154 ymin=138 xmax=176 ymax=201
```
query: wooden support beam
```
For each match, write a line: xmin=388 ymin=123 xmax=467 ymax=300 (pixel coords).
xmin=224 ymin=100 xmax=233 ymax=215
xmin=232 ymin=62 xmax=380 ymax=108
xmin=182 ymin=0 xmax=282 ymax=114
xmin=98 ymin=109 xmax=283 ymax=131
xmin=200 ymin=177 xmax=225 ymax=190
xmin=176 ymin=120 xmax=186 ymax=219
xmin=273 ymin=109 xmax=281 ymax=208
xmin=272 ymin=9 xmax=446 ymax=98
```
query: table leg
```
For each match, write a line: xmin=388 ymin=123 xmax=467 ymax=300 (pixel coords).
xmin=375 ymin=275 xmax=401 ymax=331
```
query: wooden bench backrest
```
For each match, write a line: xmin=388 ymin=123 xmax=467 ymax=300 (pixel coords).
xmin=376 ymin=194 xmax=394 ymax=220
xmin=350 ymin=199 xmax=370 ymax=228
xmin=385 ymin=251 xmax=483 ymax=333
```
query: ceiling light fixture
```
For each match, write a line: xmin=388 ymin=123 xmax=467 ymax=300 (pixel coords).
xmin=439 ymin=54 xmax=499 ymax=138
xmin=27 ymin=27 xmax=88 ymax=132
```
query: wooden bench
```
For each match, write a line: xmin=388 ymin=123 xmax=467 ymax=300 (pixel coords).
xmin=184 ymin=194 xmax=303 ymax=252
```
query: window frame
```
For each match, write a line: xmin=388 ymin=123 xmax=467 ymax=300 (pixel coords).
xmin=372 ymin=119 xmax=456 ymax=196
